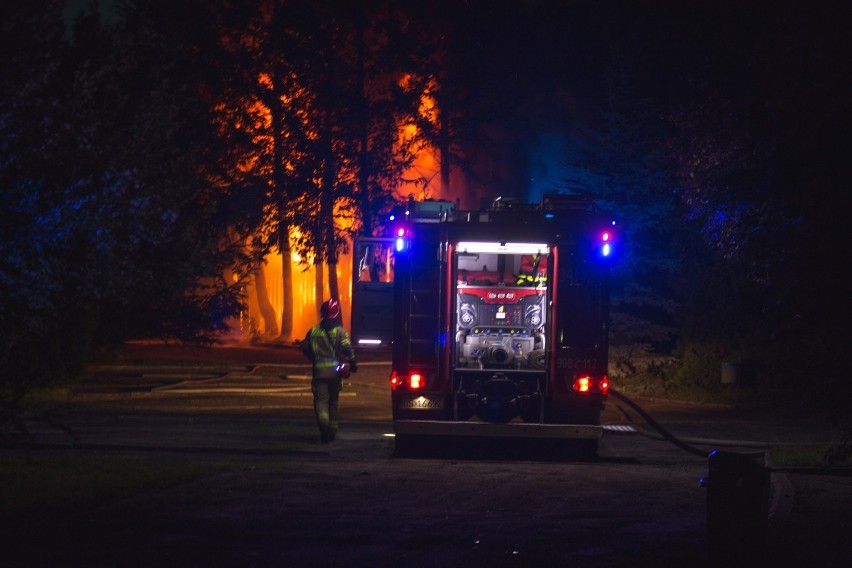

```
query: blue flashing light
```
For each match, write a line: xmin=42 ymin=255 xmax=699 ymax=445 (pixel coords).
xmin=392 ymin=226 xmax=408 ymax=249
xmin=597 ymin=228 xmax=615 ymax=259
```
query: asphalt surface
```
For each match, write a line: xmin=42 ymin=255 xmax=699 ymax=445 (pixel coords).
xmin=3 ymin=341 xmax=850 ymax=567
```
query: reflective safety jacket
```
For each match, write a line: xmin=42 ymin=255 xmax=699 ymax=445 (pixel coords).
xmin=301 ymin=322 xmax=355 ymax=380
xmin=516 ymin=253 xmax=548 ymax=286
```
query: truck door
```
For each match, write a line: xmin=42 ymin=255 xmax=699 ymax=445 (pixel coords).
xmin=351 ymin=237 xmax=395 ymax=348
xmin=392 ymin=224 xmax=446 ymax=393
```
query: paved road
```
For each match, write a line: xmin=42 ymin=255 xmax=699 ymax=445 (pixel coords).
xmin=4 ymin=343 xmax=850 ymax=567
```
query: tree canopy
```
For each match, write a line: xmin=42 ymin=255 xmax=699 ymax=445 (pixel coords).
xmin=1 ymin=0 xmax=848 ymax=415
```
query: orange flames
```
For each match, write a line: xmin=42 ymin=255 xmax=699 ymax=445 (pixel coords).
xmin=229 ymin=72 xmax=450 ymax=344
xmin=238 ymin=245 xmax=353 ymax=343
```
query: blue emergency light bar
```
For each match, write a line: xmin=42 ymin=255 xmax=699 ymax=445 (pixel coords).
xmin=597 ymin=220 xmax=617 ymax=259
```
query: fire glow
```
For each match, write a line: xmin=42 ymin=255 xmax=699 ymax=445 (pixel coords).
xmin=235 ymin=71 xmax=451 ymax=342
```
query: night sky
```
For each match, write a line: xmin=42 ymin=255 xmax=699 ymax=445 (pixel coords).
xmin=354 ymin=0 xmax=850 ymax=204
xmin=58 ymin=0 xmax=849 ymax=197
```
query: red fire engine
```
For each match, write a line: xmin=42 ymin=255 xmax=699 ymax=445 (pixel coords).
xmin=387 ymin=196 xmax=617 ymax=454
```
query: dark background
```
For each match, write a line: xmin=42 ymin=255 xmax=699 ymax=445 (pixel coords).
xmin=2 ymin=1 xmax=850 ymax=418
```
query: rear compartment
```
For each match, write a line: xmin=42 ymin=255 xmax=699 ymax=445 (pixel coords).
xmin=387 ymin=198 xmax=615 ymax=450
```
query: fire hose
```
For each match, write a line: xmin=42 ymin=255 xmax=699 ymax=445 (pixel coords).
xmin=609 ymin=388 xmax=850 ymax=476
xmin=608 ymin=387 xmax=767 ymax=458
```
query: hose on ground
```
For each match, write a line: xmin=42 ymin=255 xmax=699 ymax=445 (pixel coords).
xmin=608 ymin=388 xmax=709 ymax=458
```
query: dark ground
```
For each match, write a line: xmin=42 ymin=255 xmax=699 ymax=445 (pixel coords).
xmin=2 ymin=341 xmax=850 ymax=567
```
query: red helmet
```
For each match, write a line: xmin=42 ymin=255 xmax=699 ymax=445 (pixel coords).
xmin=320 ymin=298 xmax=340 ymax=319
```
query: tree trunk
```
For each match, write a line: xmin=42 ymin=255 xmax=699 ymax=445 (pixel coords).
xmin=314 ymin=259 xmax=324 ymax=318
xmin=354 ymin=14 xmax=373 ymax=237
xmin=321 ymin=137 xmax=341 ymax=304
xmin=326 ymin=195 xmax=340 ymax=303
xmin=328 ymin=257 xmax=339 ymax=302
xmin=439 ymin=110 xmax=451 ymax=197
xmin=277 ymin=222 xmax=293 ymax=342
xmin=267 ymin=8 xmax=293 ymax=344
xmin=253 ymin=266 xmax=278 ymax=338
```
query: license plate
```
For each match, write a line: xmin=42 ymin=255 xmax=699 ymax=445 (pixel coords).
xmin=400 ymin=396 xmax=444 ymax=410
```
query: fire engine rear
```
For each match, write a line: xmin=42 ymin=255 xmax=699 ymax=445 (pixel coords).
xmin=389 ymin=196 xmax=616 ymax=454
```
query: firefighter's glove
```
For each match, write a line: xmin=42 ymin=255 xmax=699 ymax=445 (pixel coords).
xmin=349 ymin=360 xmax=358 ymax=373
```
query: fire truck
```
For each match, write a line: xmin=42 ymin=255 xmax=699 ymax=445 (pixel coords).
xmin=387 ymin=195 xmax=617 ymax=454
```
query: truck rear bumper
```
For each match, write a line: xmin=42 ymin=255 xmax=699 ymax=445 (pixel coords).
xmin=393 ymin=420 xmax=603 ymax=440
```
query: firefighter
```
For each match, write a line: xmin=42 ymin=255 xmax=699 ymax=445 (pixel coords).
xmin=516 ymin=253 xmax=547 ymax=286
xmin=300 ymin=298 xmax=358 ymax=443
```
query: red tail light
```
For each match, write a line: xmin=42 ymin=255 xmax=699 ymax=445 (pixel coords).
xmin=573 ymin=375 xmax=609 ymax=395
xmin=390 ymin=371 xmax=426 ymax=390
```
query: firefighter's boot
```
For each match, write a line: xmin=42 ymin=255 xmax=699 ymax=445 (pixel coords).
xmin=319 ymin=425 xmax=330 ymax=444
xmin=327 ymin=427 xmax=337 ymax=442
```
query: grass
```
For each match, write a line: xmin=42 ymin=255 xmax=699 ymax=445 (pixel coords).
xmin=0 ymin=453 xmax=229 ymax=521
xmin=2 ymin=381 xmax=312 ymax=522
xmin=0 ymin=452 xmax=303 ymax=523
xmin=19 ymin=387 xmax=73 ymax=413
xmin=769 ymin=444 xmax=842 ymax=468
